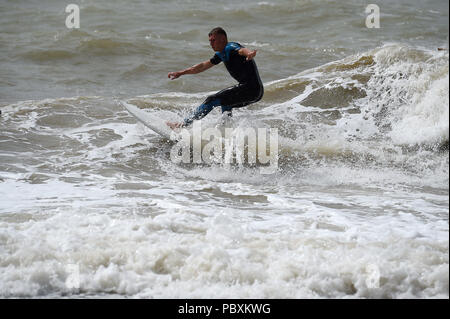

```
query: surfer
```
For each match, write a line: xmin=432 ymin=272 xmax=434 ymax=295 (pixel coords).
xmin=166 ymin=27 xmax=264 ymax=128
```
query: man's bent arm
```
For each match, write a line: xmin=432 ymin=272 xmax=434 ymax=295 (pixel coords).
xmin=168 ymin=60 xmax=214 ymax=80
xmin=238 ymin=48 xmax=257 ymax=61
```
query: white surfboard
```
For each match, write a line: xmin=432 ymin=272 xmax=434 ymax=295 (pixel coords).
xmin=119 ymin=100 xmax=176 ymax=140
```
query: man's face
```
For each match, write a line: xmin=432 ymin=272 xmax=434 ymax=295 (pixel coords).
xmin=209 ymin=34 xmax=227 ymax=52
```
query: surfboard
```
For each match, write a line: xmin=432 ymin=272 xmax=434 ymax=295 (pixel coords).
xmin=119 ymin=100 xmax=176 ymax=140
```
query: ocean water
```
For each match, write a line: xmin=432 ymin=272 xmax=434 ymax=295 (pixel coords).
xmin=0 ymin=0 xmax=448 ymax=298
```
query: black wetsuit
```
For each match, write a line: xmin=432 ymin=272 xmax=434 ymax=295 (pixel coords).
xmin=183 ymin=42 xmax=264 ymax=126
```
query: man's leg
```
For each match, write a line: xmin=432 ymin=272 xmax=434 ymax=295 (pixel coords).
xmin=219 ymin=83 xmax=264 ymax=116
xmin=183 ymin=96 xmax=221 ymax=126
xmin=182 ymin=85 xmax=243 ymax=126
xmin=181 ymin=83 xmax=263 ymax=127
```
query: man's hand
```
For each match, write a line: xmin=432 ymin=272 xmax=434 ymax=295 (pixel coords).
xmin=238 ymin=48 xmax=257 ymax=61
xmin=246 ymin=49 xmax=257 ymax=61
xmin=168 ymin=71 xmax=182 ymax=80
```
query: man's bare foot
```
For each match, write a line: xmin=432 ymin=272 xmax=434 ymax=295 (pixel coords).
xmin=166 ymin=121 xmax=183 ymax=130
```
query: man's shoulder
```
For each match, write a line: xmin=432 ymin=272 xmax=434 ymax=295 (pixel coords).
xmin=214 ymin=42 xmax=244 ymax=63
xmin=225 ymin=42 xmax=242 ymax=51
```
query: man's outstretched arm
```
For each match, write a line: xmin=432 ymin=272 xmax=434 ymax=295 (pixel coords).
xmin=168 ymin=60 xmax=214 ymax=80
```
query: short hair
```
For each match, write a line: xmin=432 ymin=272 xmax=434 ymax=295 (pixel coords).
xmin=208 ymin=27 xmax=227 ymax=38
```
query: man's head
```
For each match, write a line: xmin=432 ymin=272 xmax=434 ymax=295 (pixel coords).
xmin=208 ymin=27 xmax=228 ymax=52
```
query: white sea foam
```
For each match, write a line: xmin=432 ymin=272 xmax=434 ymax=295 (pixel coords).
xmin=0 ymin=192 xmax=447 ymax=298
xmin=0 ymin=44 xmax=448 ymax=299
xmin=390 ymin=74 xmax=449 ymax=145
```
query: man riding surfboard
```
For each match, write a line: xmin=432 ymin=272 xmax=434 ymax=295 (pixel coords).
xmin=167 ymin=27 xmax=264 ymax=129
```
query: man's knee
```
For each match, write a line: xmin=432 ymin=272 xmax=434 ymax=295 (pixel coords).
xmin=204 ymin=95 xmax=221 ymax=105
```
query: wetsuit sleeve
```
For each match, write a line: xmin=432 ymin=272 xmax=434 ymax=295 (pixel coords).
xmin=210 ymin=54 xmax=222 ymax=65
